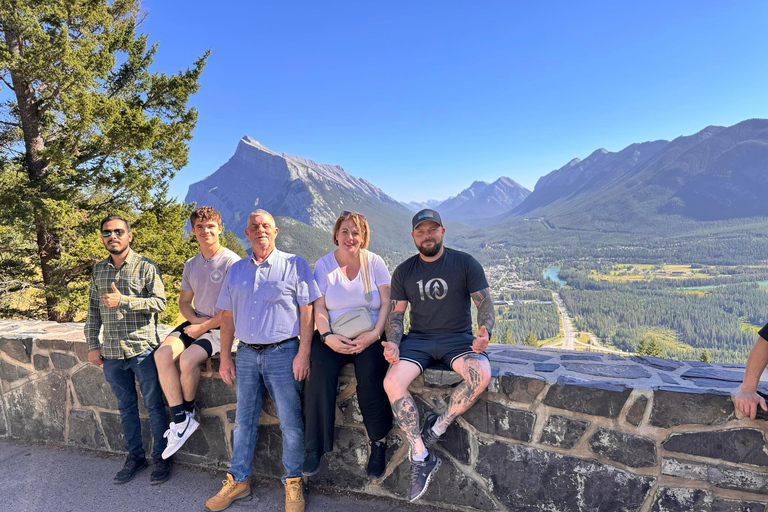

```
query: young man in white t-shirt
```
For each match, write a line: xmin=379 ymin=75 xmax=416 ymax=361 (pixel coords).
xmin=154 ymin=206 xmax=240 ymax=460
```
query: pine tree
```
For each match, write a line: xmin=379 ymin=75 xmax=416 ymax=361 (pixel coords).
xmin=524 ymin=331 xmax=538 ymax=346
xmin=0 ymin=1 xmax=208 ymax=320
xmin=699 ymin=349 xmax=711 ymax=363
xmin=221 ymin=230 xmax=248 ymax=258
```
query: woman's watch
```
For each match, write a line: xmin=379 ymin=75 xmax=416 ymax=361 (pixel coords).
xmin=320 ymin=331 xmax=333 ymax=343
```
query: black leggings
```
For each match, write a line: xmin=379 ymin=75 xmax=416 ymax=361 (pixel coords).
xmin=304 ymin=330 xmax=392 ymax=457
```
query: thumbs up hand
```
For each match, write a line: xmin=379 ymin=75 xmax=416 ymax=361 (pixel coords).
xmin=102 ymin=282 xmax=122 ymax=308
xmin=473 ymin=325 xmax=490 ymax=353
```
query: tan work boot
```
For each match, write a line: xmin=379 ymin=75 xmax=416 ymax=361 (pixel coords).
xmin=285 ymin=476 xmax=305 ymax=512
xmin=205 ymin=473 xmax=251 ymax=512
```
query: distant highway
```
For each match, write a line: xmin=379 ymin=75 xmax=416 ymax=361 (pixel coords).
xmin=548 ymin=292 xmax=630 ymax=355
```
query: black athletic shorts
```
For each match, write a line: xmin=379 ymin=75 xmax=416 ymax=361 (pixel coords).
xmin=167 ymin=321 xmax=221 ymax=358
xmin=398 ymin=332 xmax=489 ymax=374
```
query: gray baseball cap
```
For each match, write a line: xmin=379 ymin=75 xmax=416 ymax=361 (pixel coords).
xmin=412 ymin=209 xmax=443 ymax=230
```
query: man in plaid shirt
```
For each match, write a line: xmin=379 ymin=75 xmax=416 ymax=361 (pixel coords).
xmin=85 ymin=215 xmax=171 ymax=485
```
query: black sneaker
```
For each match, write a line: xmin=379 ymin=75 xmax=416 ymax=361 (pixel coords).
xmin=407 ymin=451 xmax=441 ymax=502
xmin=366 ymin=440 xmax=387 ymax=478
xmin=150 ymin=458 xmax=172 ymax=485
xmin=303 ymin=450 xmax=323 ymax=477
xmin=113 ymin=454 xmax=148 ymax=484
xmin=421 ymin=411 xmax=442 ymax=449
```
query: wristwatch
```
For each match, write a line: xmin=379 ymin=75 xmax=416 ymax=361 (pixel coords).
xmin=320 ymin=331 xmax=333 ymax=343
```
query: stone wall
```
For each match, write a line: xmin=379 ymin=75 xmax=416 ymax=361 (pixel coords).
xmin=1 ymin=319 xmax=768 ymax=512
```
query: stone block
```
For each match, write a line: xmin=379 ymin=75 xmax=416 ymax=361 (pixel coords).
xmin=534 ymin=362 xmax=560 ymax=372
xmin=74 ymin=342 xmax=90 ymax=362
xmin=658 ymin=373 xmax=679 ymax=385
xmin=383 ymin=453 xmax=496 ymax=510
xmin=588 ymin=427 xmax=657 ymax=468
xmin=630 ymin=356 xmax=683 ymax=371
xmin=503 ymin=350 xmax=554 ymax=362
xmin=500 ymin=373 xmax=546 ymax=403
xmin=100 ymin=411 xmax=151 ymax=455
xmin=662 ymin=457 xmax=768 ymax=495
xmin=177 ymin=414 xmax=229 ymax=462
xmin=5 ymin=373 xmax=67 ymax=442
xmin=195 ymin=376 xmax=237 ymax=408
xmin=67 ymin=409 xmax=107 ymax=449
xmin=463 ymin=399 xmax=535 ymax=442
xmin=0 ymin=359 xmax=31 ymax=383
xmin=424 ymin=368 xmax=463 ymax=387
xmin=339 ymin=393 xmax=363 ymax=425
xmin=663 ymin=429 xmax=768 ymax=466
xmin=50 ymin=352 xmax=78 ymax=370
xmin=226 ymin=408 xmax=236 ymax=423
xmin=0 ymin=338 xmax=32 ymax=363
xmin=438 ymin=418 xmax=472 ymax=464
xmin=310 ymin=426 xmax=369 ymax=491
xmin=651 ymin=487 xmax=713 ymax=512
xmin=539 ymin=415 xmax=589 ymax=449
xmin=561 ymin=354 xmax=603 ymax=361
xmin=253 ymin=424 xmax=286 ymax=478
xmin=650 ymin=390 xmax=734 ymax=428
xmin=681 ymin=367 xmax=745 ymax=383
xmin=543 ymin=381 xmax=631 ymax=418
xmin=33 ymin=355 xmax=49 ymax=370
xmin=712 ymin=499 xmax=766 ymax=512
xmin=35 ymin=339 xmax=74 ymax=351
xmin=562 ymin=362 xmax=651 ymax=379
xmin=625 ymin=395 xmax=648 ymax=426
xmin=71 ymin=365 xmax=118 ymax=409
xmin=0 ymin=399 xmax=7 ymax=436
xmin=476 ymin=441 xmax=654 ymax=512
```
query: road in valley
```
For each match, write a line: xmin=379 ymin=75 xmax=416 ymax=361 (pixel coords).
xmin=549 ymin=292 xmax=629 ymax=355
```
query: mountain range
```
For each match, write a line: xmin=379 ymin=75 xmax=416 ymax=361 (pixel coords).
xmin=185 ymin=119 xmax=768 ymax=258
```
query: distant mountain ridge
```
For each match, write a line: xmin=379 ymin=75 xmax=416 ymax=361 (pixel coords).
xmin=437 ymin=177 xmax=530 ymax=221
xmin=501 ymin=119 xmax=768 ymax=228
xmin=185 ymin=137 xmax=414 ymax=256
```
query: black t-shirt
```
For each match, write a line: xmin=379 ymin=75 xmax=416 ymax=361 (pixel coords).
xmin=760 ymin=323 xmax=768 ymax=341
xmin=391 ymin=247 xmax=489 ymax=335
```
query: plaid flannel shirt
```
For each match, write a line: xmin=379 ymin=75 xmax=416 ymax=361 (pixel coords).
xmin=84 ymin=249 xmax=166 ymax=359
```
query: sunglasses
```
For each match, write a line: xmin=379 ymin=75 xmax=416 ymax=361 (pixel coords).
xmin=340 ymin=211 xmax=366 ymax=223
xmin=101 ymin=229 xmax=127 ymax=238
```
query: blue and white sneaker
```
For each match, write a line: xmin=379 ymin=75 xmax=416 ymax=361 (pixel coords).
xmin=162 ymin=412 xmax=199 ymax=459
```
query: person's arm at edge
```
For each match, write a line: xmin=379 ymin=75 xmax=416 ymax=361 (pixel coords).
xmin=84 ymin=274 xmax=103 ymax=366
xmin=470 ymin=287 xmax=496 ymax=353
xmin=294 ymin=302 xmax=313 ymax=381
xmin=218 ymin=310 xmax=236 ymax=385
xmin=383 ymin=299 xmax=407 ymax=364
xmin=734 ymin=336 xmax=768 ymax=419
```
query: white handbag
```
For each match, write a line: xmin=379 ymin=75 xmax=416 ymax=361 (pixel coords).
xmin=330 ymin=250 xmax=375 ymax=338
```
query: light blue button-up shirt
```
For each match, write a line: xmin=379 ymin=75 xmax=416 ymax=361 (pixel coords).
xmin=216 ymin=248 xmax=321 ymax=345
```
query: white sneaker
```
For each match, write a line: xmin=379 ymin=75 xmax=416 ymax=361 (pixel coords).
xmin=161 ymin=412 xmax=199 ymax=459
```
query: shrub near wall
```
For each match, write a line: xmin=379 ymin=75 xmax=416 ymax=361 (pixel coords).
xmin=1 ymin=319 xmax=768 ymax=512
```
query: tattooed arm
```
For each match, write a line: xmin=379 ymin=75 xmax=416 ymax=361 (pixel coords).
xmin=382 ymin=299 xmax=408 ymax=364
xmin=471 ymin=287 xmax=495 ymax=335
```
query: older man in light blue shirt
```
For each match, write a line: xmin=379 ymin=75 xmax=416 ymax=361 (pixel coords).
xmin=205 ymin=209 xmax=321 ymax=512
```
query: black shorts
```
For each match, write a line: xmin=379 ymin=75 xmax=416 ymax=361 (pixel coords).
xmin=167 ymin=321 xmax=221 ymax=358
xmin=398 ymin=332 xmax=489 ymax=374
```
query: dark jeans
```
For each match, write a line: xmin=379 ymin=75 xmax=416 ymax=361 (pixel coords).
xmin=304 ymin=330 xmax=392 ymax=458
xmin=103 ymin=348 xmax=168 ymax=461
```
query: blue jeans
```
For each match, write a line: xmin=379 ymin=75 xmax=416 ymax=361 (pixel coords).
xmin=229 ymin=339 xmax=304 ymax=482
xmin=103 ymin=348 xmax=168 ymax=460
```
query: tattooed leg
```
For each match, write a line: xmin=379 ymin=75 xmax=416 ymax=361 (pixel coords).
xmin=383 ymin=360 xmax=425 ymax=454
xmin=435 ymin=354 xmax=491 ymax=432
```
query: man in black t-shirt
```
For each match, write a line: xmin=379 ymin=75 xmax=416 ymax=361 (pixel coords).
xmin=382 ymin=209 xmax=495 ymax=502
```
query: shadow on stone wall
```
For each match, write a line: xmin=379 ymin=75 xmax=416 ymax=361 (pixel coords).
xmin=1 ymin=320 xmax=768 ymax=512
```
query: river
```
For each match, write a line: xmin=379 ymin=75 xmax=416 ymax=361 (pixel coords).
xmin=543 ymin=265 xmax=567 ymax=288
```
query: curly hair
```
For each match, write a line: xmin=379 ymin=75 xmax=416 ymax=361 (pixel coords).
xmin=190 ymin=206 xmax=223 ymax=228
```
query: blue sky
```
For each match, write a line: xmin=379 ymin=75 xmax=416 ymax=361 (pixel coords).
xmin=142 ymin=1 xmax=768 ymax=203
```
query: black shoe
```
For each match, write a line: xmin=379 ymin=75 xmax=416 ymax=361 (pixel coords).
xmin=366 ymin=440 xmax=387 ymax=478
xmin=303 ymin=450 xmax=323 ymax=477
xmin=421 ymin=411 xmax=442 ymax=449
xmin=150 ymin=458 xmax=172 ymax=485
xmin=113 ymin=454 xmax=148 ymax=484
xmin=407 ymin=451 xmax=441 ymax=502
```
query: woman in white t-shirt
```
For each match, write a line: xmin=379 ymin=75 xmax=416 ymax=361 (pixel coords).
xmin=303 ymin=211 xmax=392 ymax=479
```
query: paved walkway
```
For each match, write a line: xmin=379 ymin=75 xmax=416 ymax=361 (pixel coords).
xmin=0 ymin=440 xmax=446 ymax=512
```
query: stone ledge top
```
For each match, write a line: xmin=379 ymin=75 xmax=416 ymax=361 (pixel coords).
xmin=2 ymin=319 xmax=765 ymax=396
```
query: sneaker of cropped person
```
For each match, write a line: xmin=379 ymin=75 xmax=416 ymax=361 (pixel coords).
xmin=421 ymin=411 xmax=443 ymax=449
xmin=162 ymin=411 xmax=199 ymax=459
xmin=284 ymin=476 xmax=305 ymax=512
xmin=150 ymin=458 xmax=172 ymax=485
xmin=407 ymin=451 xmax=442 ymax=502
xmin=205 ymin=473 xmax=251 ymax=512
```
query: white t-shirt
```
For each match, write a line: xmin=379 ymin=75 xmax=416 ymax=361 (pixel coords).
xmin=313 ymin=250 xmax=391 ymax=324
